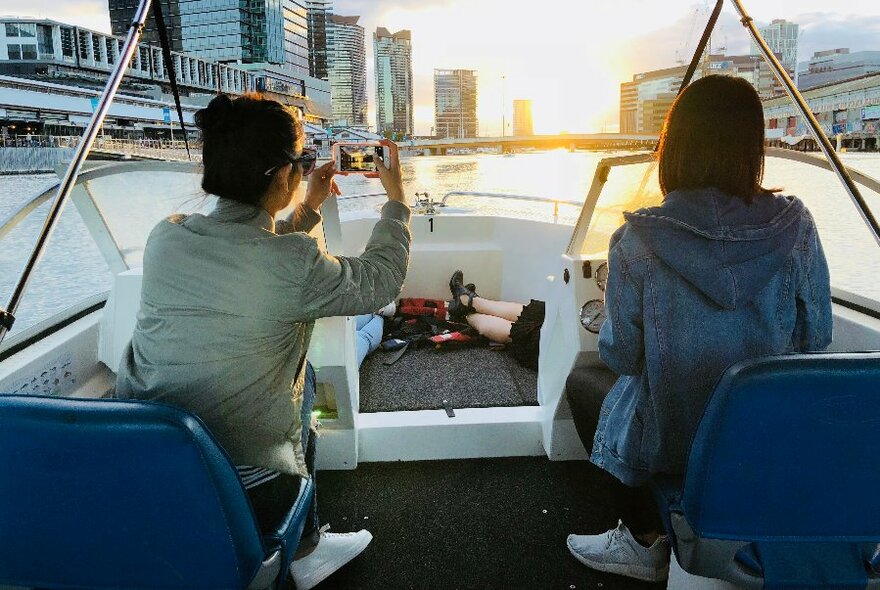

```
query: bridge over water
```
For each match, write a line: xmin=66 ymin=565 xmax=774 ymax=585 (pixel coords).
xmin=409 ymin=133 xmax=658 ymax=155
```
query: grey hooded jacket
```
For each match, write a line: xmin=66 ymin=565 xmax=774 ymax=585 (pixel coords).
xmin=115 ymin=199 xmax=411 ymax=478
xmin=592 ymin=188 xmax=832 ymax=486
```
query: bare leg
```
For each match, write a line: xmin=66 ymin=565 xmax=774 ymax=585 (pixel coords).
xmin=460 ymin=294 xmax=524 ymax=323
xmin=466 ymin=313 xmax=514 ymax=344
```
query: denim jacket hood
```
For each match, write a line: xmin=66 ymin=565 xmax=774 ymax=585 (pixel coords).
xmin=591 ymin=188 xmax=832 ymax=487
xmin=623 ymin=188 xmax=805 ymax=310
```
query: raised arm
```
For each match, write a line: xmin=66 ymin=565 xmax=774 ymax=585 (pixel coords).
xmin=275 ymin=203 xmax=322 ymax=235
xmin=295 ymin=202 xmax=411 ymax=320
xmin=293 ymin=139 xmax=412 ymax=321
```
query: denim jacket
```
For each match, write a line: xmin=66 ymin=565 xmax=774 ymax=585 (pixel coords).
xmin=592 ymin=188 xmax=832 ymax=486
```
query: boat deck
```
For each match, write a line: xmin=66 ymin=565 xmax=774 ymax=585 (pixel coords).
xmin=359 ymin=345 xmax=538 ymax=413
xmin=317 ymin=456 xmax=664 ymax=589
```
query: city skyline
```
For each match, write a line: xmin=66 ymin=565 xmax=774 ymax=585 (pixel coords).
xmin=5 ymin=0 xmax=880 ymax=135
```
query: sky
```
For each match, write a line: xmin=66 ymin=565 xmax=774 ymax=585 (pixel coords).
xmin=3 ymin=0 xmax=880 ymax=135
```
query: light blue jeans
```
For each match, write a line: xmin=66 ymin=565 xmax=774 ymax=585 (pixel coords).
xmin=355 ymin=314 xmax=384 ymax=367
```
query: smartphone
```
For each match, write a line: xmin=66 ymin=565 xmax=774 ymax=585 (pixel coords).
xmin=333 ymin=142 xmax=384 ymax=174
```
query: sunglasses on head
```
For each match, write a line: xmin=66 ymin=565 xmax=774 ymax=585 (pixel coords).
xmin=263 ymin=148 xmax=318 ymax=177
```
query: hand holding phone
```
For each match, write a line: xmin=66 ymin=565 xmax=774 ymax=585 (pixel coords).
xmin=304 ymin=161 xmax=343 ymax=211
xmin=332 ymin=142 xmax=384 ymax=174
xmin=373 ymin=139 xmax=405 ymax=203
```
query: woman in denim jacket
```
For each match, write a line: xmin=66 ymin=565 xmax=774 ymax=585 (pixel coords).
xmin=567 ymin=75 xmax=832 ymax=582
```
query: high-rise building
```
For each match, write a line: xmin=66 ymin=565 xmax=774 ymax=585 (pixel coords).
xmin=305 ymin=0 xmax=331 ymax=80
xmin=512 ymin=99 xmax=533 ymax=136
xmin=434 ymin=69 xmax=477 ymax=138
xmin=798 ymin=48 xmax=880 ymax=90
xmin=328 ymin=15 xmax=367 ymax=126
xmin=620 ymin=52 xmax=783 ymax=134
xmin=374 ymin=27 xmax=413 ymax=138
xmin=752 ymin=19 xmax=799 ymax=74
xmin=0 ymin=16 xmax=333 ymax=130
xmin=619 ymin=65 xmax=686 ymax=134
xmin=108 ymin=0 xmax=310 ymax=75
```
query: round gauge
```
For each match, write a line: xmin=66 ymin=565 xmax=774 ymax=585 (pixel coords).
xmin=580 ymin=299 xmax=607 ymax=334
xmin=595 ymin=262 xmax=609 ymax=292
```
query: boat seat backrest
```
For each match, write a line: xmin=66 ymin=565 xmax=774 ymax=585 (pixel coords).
xmin=0 ymin=394 xmax=266 ymax=590
xmin=683 ymin=352 xmax=880 ymax=539
xmin=673 ymin=352 xmax=880 ymax=588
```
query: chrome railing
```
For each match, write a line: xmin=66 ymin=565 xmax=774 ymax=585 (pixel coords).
xmin=0 ymin=135 xmax=80 ymax=148
xmin=337 ymin=190 xmax=582 ymax=219
xmin=91 ymin=137 xmax=196 ymax=161
xmin=441 ymin=191 xmax=582 ymax=219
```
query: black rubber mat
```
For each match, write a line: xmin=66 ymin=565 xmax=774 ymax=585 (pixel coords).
xmin=359 ymin=345 xmax=538 ymax=413
xmin=316 ymin=457 xmax=665 ymax=589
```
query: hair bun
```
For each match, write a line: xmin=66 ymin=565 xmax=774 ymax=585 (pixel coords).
xmin=195 ymin=94 xmax=235 ymax=132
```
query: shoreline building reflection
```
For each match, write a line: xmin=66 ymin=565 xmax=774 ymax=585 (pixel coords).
xmin=374 ymin=27 xmax=413 ymax=139
xmin=434 ymin=68 xmax=478 ymax=139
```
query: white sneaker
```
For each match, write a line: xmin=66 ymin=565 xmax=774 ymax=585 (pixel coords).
xmin=377 ymin=301 xmax=396 ymax=318
xmin=567 ymin=520 xmax=669 ymax=582
xmin=289 ymin=527 xmax=372 ymax=590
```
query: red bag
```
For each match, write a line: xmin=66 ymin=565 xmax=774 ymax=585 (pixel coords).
xmin=398 ymin=298 xmax=447 ymax=321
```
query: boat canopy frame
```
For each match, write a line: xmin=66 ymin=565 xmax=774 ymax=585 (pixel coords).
xmin=0 ymin=0 xmax=156 ymax=346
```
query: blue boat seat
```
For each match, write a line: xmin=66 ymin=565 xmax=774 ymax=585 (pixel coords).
xmin=0 ymin=394 xmax=314 ymax=590
xmin=654 ymin=352 xmax=880 ymax=589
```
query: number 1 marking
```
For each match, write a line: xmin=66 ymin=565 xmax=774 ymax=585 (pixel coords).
xmin=429 ymin=217 xmax=434 ymax=232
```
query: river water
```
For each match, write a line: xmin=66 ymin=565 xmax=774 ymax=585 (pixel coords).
xmin=1 ymin=150 xmax=879 ymax=337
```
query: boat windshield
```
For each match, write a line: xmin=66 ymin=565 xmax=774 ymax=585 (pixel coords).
xmin=569 ymin=155 xmax=663 ymax=258
xmin=566 ymin=149 xmax=880 ymax=308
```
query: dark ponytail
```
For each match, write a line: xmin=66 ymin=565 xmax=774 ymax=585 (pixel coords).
xmin=195 ymin=93 xmax=303 ymax=206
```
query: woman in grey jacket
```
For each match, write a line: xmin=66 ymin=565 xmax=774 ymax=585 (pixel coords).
xmin=566 ymin=76 xmax=832 ymax=582
xmin=115 ymin=94 xmax=412 ymax=589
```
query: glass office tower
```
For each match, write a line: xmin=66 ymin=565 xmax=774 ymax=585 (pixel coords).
xmin=305 ymin=0 xmax=331 ymax=80
xmin=434 ymin=69 xmax=478 ymax=138
xmin=108 ymin=0 xmax=310 ymax=74
xmin=374 ymin=27 xmax=413 ymax=138
xmin=327 ymin=15 xmax=367 ymax=126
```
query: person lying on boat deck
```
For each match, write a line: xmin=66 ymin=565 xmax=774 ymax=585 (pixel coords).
xmin=114 ymin=93 xmax=412 ymax=590
xmin=447 ymin=270 xmax=544 ymax=371
xmin=564 ymin=75 xmax=833 ymax=583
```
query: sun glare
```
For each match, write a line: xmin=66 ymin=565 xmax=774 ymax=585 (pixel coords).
xmin=368 ymin=0 xmax=664 ymax=135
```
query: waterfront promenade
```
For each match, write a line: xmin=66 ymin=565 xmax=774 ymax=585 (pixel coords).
xmin=0 ymin=136 xmax=193 ymax=173
xmin=0 ymin=134 xmax=656 ymax=173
